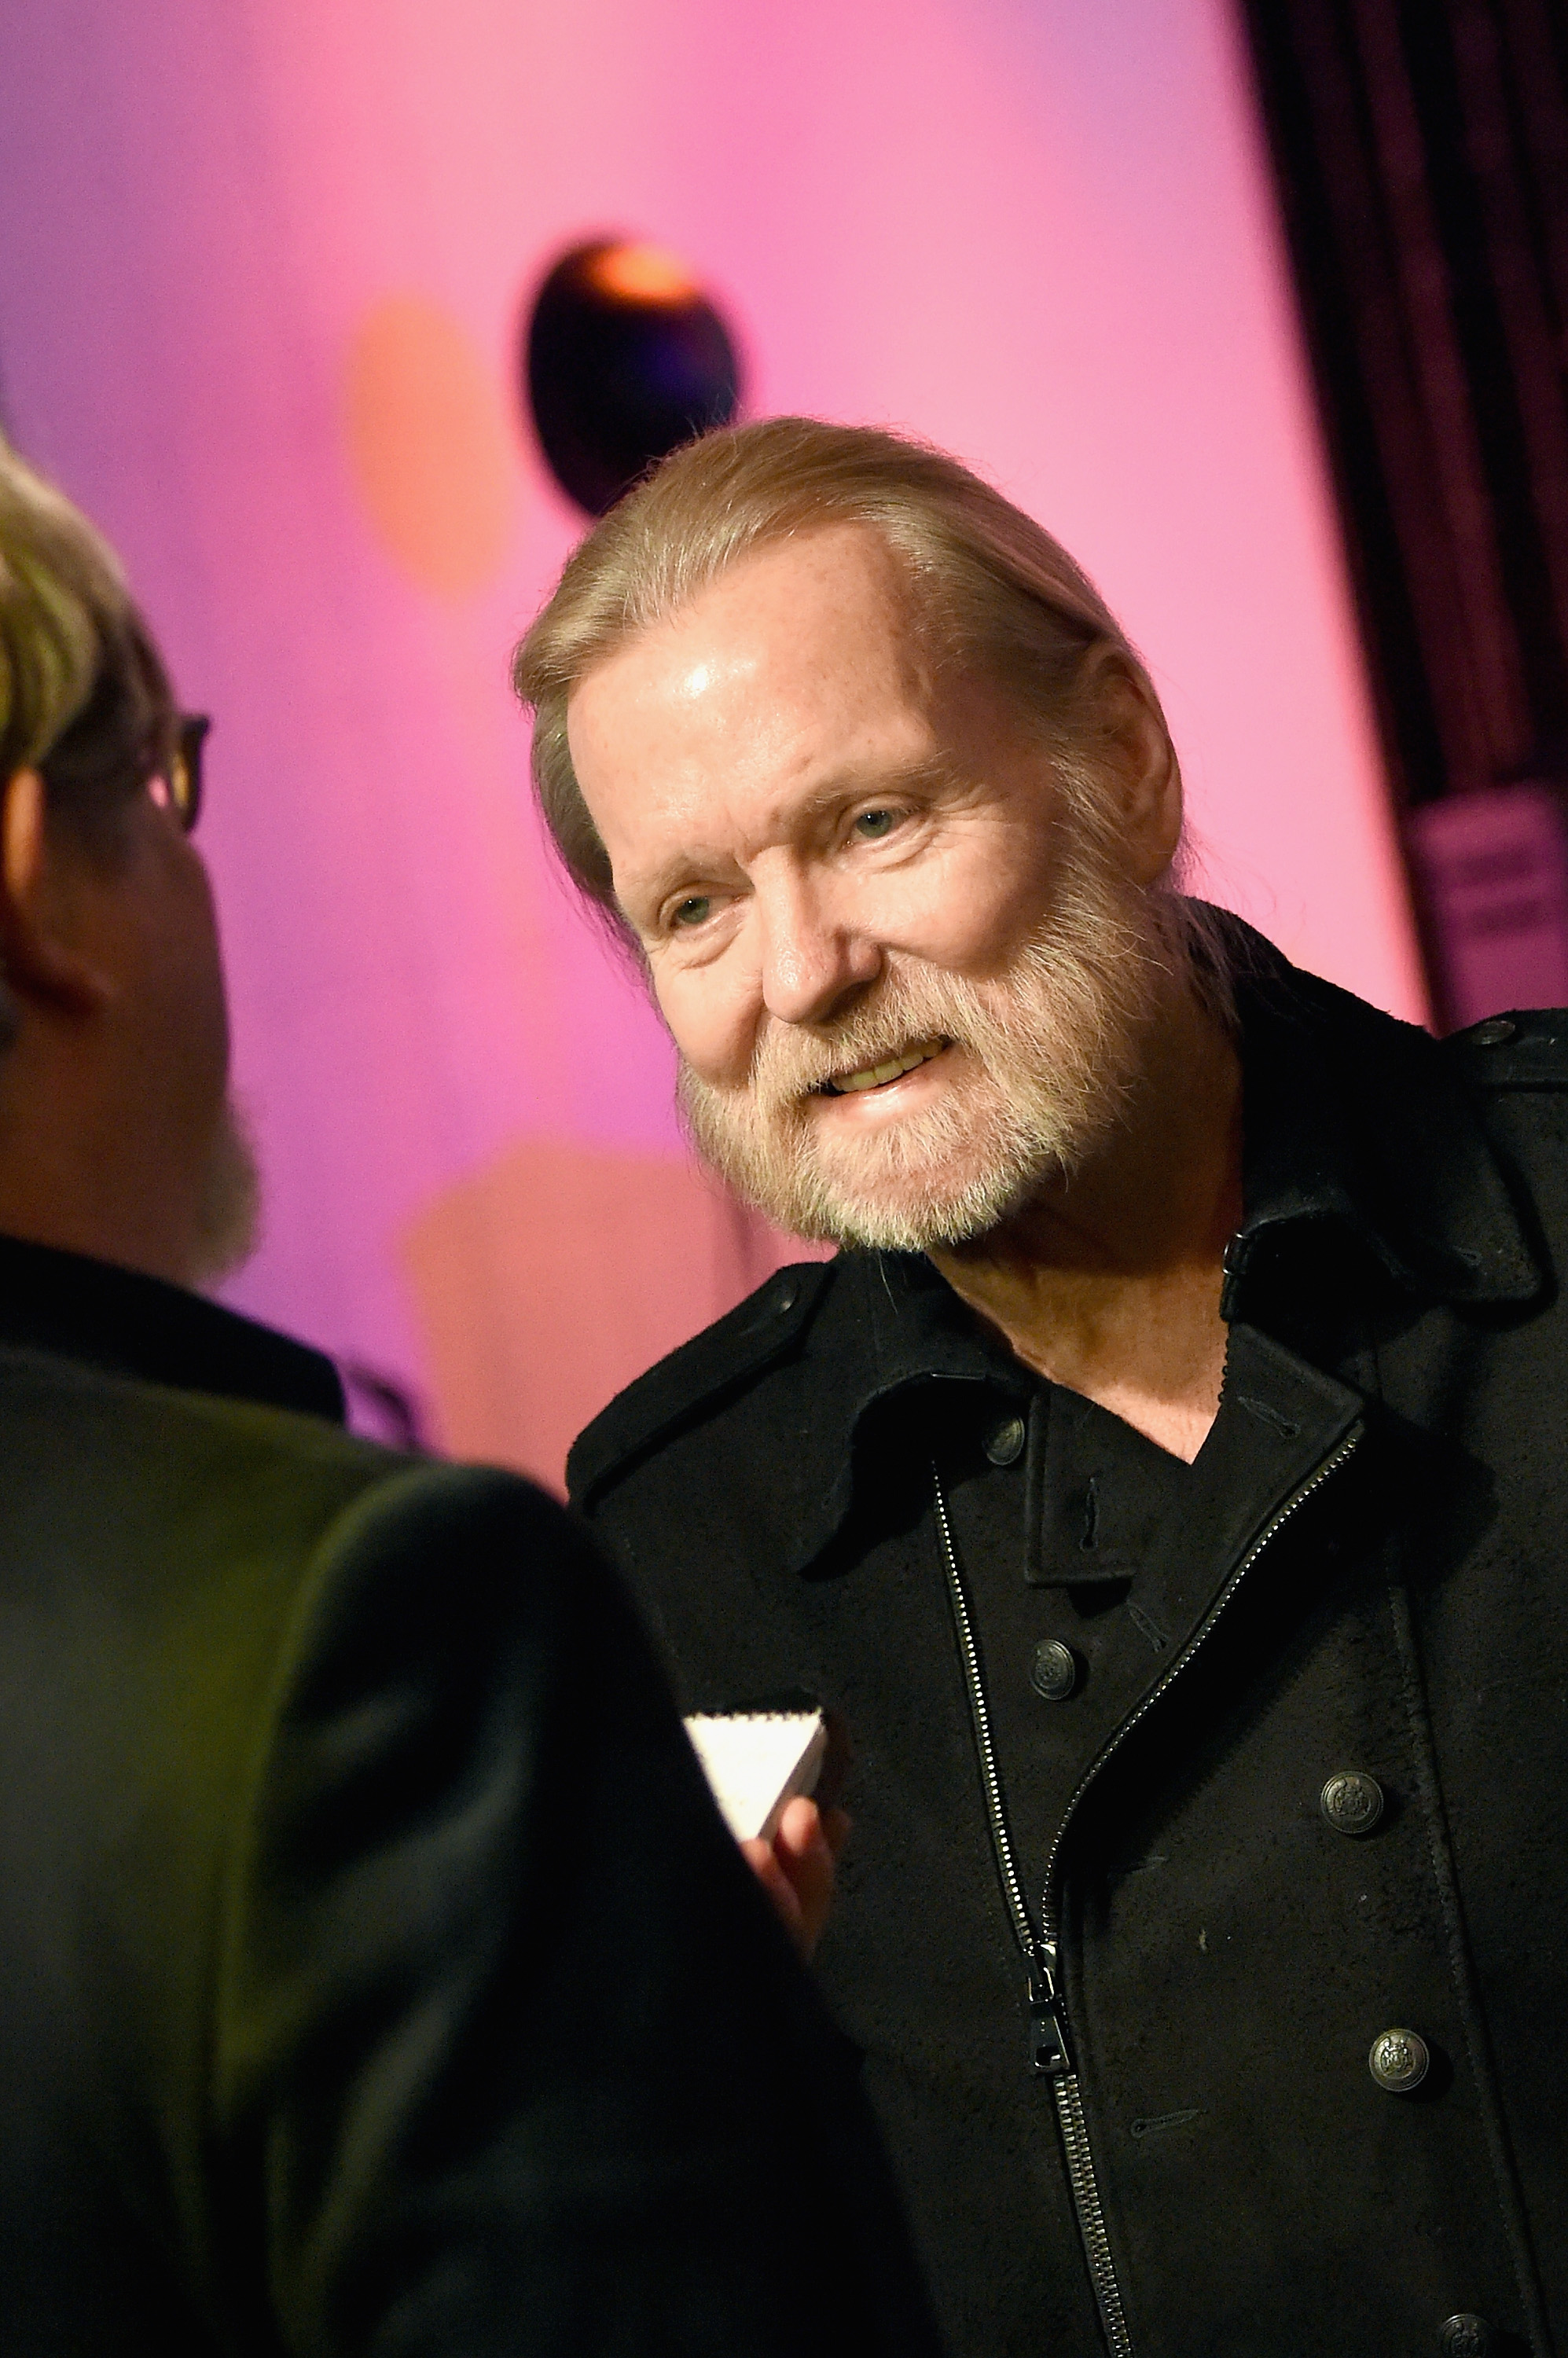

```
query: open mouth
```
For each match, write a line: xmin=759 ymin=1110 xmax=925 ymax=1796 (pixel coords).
xmin=814 ymin=1038 xmax=949 ymax=1096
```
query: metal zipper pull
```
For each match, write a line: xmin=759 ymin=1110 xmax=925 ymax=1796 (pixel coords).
xmin=1029 ymin=1968 xmax=1074 ymax=2076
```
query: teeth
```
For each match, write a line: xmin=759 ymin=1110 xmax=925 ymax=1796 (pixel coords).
xmin=829 ymin=1041 xmax=945 ymax=1095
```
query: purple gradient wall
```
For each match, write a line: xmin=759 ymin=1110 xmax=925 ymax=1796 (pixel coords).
xmin=0 ymin=0 xmax=1426 ymax=1483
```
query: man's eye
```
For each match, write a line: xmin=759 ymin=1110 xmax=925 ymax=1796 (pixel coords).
xmin=854 ymin=809 xmax=898 ymax=841
xmin=671 ymin=895 xmax=713 ymax=929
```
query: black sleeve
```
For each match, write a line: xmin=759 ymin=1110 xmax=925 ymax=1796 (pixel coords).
xmin=208 ymin=1460 xmax=943 ymax=2358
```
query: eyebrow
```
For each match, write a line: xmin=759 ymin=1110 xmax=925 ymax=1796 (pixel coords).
xmin=794 ymin=751 xmax=969 ymax=820
xmin=623 ymin=752 xmax=974 ymax=920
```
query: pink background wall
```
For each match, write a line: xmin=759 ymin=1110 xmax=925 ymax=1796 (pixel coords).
xmin=0 ymin=0 xmax=1426 ymax=1486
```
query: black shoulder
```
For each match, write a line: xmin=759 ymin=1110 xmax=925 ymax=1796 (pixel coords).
xmin=1441 ymin=1008 xmax=1568 ymax=1087
xmin=567 ymin=1258 xmax=837 ymax=1508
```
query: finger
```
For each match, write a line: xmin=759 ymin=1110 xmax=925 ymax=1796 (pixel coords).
xmin=740 ymin=1835 xmax=804 ymax=1934
xmin=774 ymin=1795 xmax=832 ymax=1860
xmin=769 ymin=1802 xmax=838 ymax=1958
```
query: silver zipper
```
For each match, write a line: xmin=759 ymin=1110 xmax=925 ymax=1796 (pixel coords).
xmin=931 ymin=1421 xmax=1361 ymax=2358
xmin=931 ymin=1470 xmax=1034 ymax=1957
xmin=1054 ymin=2070 xmax=1133 ymax=2358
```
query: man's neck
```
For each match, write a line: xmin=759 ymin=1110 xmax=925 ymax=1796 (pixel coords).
xmin=928 ymin=981 xmax=1243 ymax=1463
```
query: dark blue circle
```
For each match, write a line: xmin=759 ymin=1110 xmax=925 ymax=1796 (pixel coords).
xmin=524 ymin=241 xmax=743 ymax=516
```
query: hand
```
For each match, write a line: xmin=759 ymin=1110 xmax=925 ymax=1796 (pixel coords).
xmin=741 ymin=1796 xmax=850 ymax=1963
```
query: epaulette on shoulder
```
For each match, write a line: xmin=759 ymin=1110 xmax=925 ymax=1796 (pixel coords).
xmin=566 ymin=1257 xmax=836 ymax=1507
xmin=1443 ymin=1008 xmax=1568 ymax=1086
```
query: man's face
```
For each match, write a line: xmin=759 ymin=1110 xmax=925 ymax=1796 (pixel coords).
xmin=567 ymin=523 xmax=1168 ymax=1249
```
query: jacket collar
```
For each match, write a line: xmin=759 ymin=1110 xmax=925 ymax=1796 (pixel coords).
xmin=1220 ymin=922 xmax=1540 ymax=1313
xmin=776 ymin=922 xmax=1543 ymax=1572
xmin=0 ymin=1231 xmax=345 ymax=1421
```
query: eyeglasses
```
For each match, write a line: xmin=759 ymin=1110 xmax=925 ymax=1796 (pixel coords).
xmin=151 ymin=713 xmax=210 ymax=833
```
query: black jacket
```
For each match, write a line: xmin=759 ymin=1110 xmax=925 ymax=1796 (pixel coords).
xmin=570 ymin=931 xmax=1568 ymax=2358
xmin=0 ymin=1236 xmax=942 ymax=2357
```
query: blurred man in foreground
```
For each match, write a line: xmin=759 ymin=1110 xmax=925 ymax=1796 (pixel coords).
xmin=516 ymin=417 xmax=1568 ymax=2358
xmin=0 ymin=435 xmax=943 ymax=2358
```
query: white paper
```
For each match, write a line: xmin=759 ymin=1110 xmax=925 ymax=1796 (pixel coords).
xmin=684 ymin=1710 xmax=828 ymax=1844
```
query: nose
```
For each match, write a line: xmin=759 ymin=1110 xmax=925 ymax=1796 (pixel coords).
xmin=753 ymin=864 xmax=881 ymax=1028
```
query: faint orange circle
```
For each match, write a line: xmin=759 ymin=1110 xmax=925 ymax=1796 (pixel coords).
xmin=346 ymin=294 xmax=518 ymax=597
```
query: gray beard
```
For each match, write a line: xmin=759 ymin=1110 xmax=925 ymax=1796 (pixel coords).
xmin=189 ymin=1096 xmax=263 ymax=1289
xmin=677 ymin=825 xmax=1179 ymax=1254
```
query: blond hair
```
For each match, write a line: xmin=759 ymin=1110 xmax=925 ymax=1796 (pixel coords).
xmin=0 ymin=434 xmax=176 ymax=845
xmin=513 ymin=417 xmax=1218 ymax=966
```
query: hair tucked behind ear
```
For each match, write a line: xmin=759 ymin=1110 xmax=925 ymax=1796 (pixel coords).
xmin=0 ymin=433 xmax=178 ymax=853
xmin=0 ymin=438 xmax=184 ymax=1049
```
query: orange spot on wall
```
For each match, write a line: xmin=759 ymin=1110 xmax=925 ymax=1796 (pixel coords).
xmin=401 ymin=1138 xmax=828 ymax=1494
xmin=583 ymin=242 xmax=702 ymax=306
xmin=345 ymin=293 xmax=518 ymax=597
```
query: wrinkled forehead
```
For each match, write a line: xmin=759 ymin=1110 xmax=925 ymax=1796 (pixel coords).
xmin=594 ymin=519 xmax=927 ymax=695
xmin=566 ymin=524 xmax=943 ymax=825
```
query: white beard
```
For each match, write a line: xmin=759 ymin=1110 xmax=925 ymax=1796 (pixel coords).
xmin=678 ymin=817 xmax=1181 ymax=1254
xmin=189 ymin=1095 xmax=263 ymax=1288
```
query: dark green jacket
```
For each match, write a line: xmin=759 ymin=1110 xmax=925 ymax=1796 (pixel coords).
xmin=0 ymin=1239 xmax=942 ymax=2358
xmin=571 ymin=932 xmax=1568 ymax=2358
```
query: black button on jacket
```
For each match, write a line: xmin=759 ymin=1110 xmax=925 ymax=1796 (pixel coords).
xmin=570 ymin=925 xmax=1568 ymax=2358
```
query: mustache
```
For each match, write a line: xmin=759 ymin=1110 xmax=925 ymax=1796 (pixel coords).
xmin=743 ymin=968 xmax=984 ymax=1111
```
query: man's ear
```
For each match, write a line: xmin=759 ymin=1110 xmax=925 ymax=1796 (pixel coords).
xmin=0 ymin=769 xmax=116 ymax=1013
xmin=1081 ymin=649 xmax=1183 ymax=885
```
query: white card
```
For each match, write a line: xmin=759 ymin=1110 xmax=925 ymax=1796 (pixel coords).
xmin=685 ymin=1710 xmax=829 ymax=1844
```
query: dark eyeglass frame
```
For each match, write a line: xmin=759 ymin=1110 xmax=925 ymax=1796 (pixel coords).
xmin=162 ymin=713 xmax=210 ymax=833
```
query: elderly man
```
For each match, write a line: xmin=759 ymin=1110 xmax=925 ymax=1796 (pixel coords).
xmin=0 ymin=433 xmax=944 ymax=2358
xmin=515 ymin=417 xmax=1567 ymax=2358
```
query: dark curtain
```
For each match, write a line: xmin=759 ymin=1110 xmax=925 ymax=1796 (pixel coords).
xmin=1239 ymin=0 xmax=1568 ymax=810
